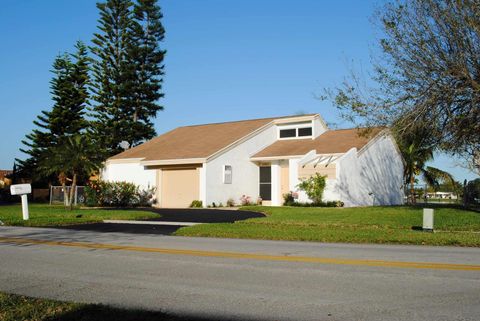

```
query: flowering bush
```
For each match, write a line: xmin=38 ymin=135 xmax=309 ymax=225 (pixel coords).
xmin=283 ymin=191 xmax=300 ymax=206
xmin=137 ymin=186 xmax=157 ymax=207
xmin=85 ymin=180 xmax=155 ymax=207
xmin=239 ymin=195 xmax=253 ymax=206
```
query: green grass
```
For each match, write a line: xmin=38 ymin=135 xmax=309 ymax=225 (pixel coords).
xmin=176 ymin=205 xmax=480 ymax=247
xmin=0 ymin=292 xmax=183 ymax=321
xmin=0 ymin=203 xmax=158 ymax=227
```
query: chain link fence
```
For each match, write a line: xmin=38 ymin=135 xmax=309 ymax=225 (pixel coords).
xmin=49 ymin=186 xmax=86 ymax=205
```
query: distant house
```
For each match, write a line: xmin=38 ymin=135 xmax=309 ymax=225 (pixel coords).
xmin=103 ymin=114 xmax=404 ymax=207
xmin=0 ymin=170 xmax=12 ymax=188
xmin=426 ymin=191 xmax=457 ymax=199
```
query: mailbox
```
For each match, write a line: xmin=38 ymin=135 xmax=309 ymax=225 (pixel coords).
xmin=10 ymin=184 xmax=31 ymax=220
xmin=10 ymin=184 xmax=32 ymax=196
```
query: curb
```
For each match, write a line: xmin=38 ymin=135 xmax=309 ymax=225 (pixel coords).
xmin=103 ymin=220 xmax=202 ymax=226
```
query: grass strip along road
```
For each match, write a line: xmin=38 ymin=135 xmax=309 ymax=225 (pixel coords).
xmin=0 ymin=292 xmax=178 ymax=321
xmin=176 ymin=205 xmax=480 ymax=247
xmin=0 ymin=203 xmax=158 ymax=226
xmin=1 ymin=204 xmax=479 ymax=246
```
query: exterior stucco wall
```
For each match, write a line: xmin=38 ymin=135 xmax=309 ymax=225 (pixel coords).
xmin=289 ymin=158 xmax=309 ymax=203
xmin=271 ymin=161 xmax=282 ymax=206
xmin=102 ymin=162 xmax=156 ymax=190
xmin=289 ymin=157 xmax=338 ymax=203
xmin=288 ymin=134 xmax=404 ymax=207
xmin=356 ymin=134 xmax=404 ymax=205
xmin=333 ymin=134 xmax=404 ymax=206
xmin=204 ymin=125 xmax=277 ymax=206
xmin=313 ymin=117 xmax=328 ymax=138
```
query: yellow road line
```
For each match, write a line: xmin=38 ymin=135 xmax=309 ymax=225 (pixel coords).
xmin=0 ymin=236 xmax=479 ymax=271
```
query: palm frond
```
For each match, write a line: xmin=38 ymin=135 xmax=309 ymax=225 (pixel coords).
xmin=422 ymin=166 xmax=455 ymax=189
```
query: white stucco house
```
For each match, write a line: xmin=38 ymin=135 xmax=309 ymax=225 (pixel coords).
xmin=102 ymin=114 xmax=404 ymax=207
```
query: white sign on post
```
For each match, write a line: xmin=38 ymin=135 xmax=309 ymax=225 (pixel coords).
xmin=10 ymin=184 xmax=31 ymax=220
xmin=423 ymin=208 xmax=434 ymax=232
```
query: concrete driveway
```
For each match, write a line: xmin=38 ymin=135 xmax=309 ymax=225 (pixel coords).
xmin=55 ymin=208 xmax=265 ymax=235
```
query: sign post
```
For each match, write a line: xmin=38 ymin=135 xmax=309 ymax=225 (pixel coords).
xmin=10 ymin=184 xmax=32 ymax=220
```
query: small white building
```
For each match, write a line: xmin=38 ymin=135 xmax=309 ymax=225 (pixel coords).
xmin=426 ymin=192 xmax=457 ymax=199
xmin=103 ymin=114 xmax=404 ymax=207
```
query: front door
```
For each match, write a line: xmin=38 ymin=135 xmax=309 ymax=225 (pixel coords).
xmin=259 ymin=166 xmax=271 ymax=201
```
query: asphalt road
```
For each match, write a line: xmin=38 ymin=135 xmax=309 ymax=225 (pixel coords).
xmin=0 ymin=226 xmax=479 ymax=321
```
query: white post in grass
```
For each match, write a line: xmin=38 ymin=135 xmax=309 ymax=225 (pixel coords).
xmin=10 ymin=184 xmax=32 ymax=220
xmin=423 ymin=208 xmax=434 ymax=232
xmin=21 ymin=195 xmax=29 ymax=220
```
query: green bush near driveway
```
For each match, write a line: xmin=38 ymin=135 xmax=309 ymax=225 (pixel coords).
xmin=0 ymin=203 xmax=158 ymax=227
xmin=85 ymin=180 xmax=156 ymax=207
xmin=176 ymin=205 xmax=480 ymax=247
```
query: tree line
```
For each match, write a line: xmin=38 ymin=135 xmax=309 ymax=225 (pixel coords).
xmin=17 ymin=0 xmax=165 ymax=197
xmin=326 ymin=0 xmax=479 ymax=203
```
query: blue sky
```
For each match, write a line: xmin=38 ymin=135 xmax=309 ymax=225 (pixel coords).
xmin=0 ymin=0 xmax=477 ymax=181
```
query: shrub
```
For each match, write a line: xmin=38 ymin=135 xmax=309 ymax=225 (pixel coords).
xmin=85 ymin=180 xmax=155 ymax=207
xmin=84 ymin=183 xmax=99 ymax=207
xmin=112 ymin=182 xmax=138 ymax=206
xmin=297 ymin=173 xmax=327 ymax=204
xmin=137 ymin=187 xmax=156 ymax=207
xmin=288 ymin=200 xmax=344 ymax=207
xmin=283 ymin=192 xmax=295 ymax=206
xmin=226 ymin=198 xmax=236 ymax=207
xmin=239 ymin=195 xmax=253 ymax=206
xmin=189 ymin=200 xmax=203 ymax=208
xmin=0 ymin=187 xmax=16 ymax=204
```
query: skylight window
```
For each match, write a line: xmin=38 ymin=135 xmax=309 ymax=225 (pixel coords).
xmin=298 ymin=127 xmax=313 ymax=137
xmin=279 ymin=129 xmax=296 ymax=138
xmin=278 ymin=126 xmax=313 ymax=139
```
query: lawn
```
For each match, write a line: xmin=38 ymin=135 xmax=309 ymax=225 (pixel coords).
xmin=0 ymin=292 xmax=179 ymax=321
xmin=176 ymin=205 xmax=480 ymax=247
xmin=0 ymin=203 xmax=158 ymax=227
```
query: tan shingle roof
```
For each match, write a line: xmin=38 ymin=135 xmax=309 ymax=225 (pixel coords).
xmin=252 ymin=128 xmax=384 ymax=158
xmin=110 ymin=115 xmax=316 ymax=161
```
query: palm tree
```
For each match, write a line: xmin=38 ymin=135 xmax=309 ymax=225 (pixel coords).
xmin=401 ymin=142 xmax=455 ymax=204
xmin=38 ymin=135 xmax=101 ymax=209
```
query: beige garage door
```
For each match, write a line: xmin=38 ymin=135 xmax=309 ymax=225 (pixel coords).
xmin=161 ymin=168 xmax=200 ymax=208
